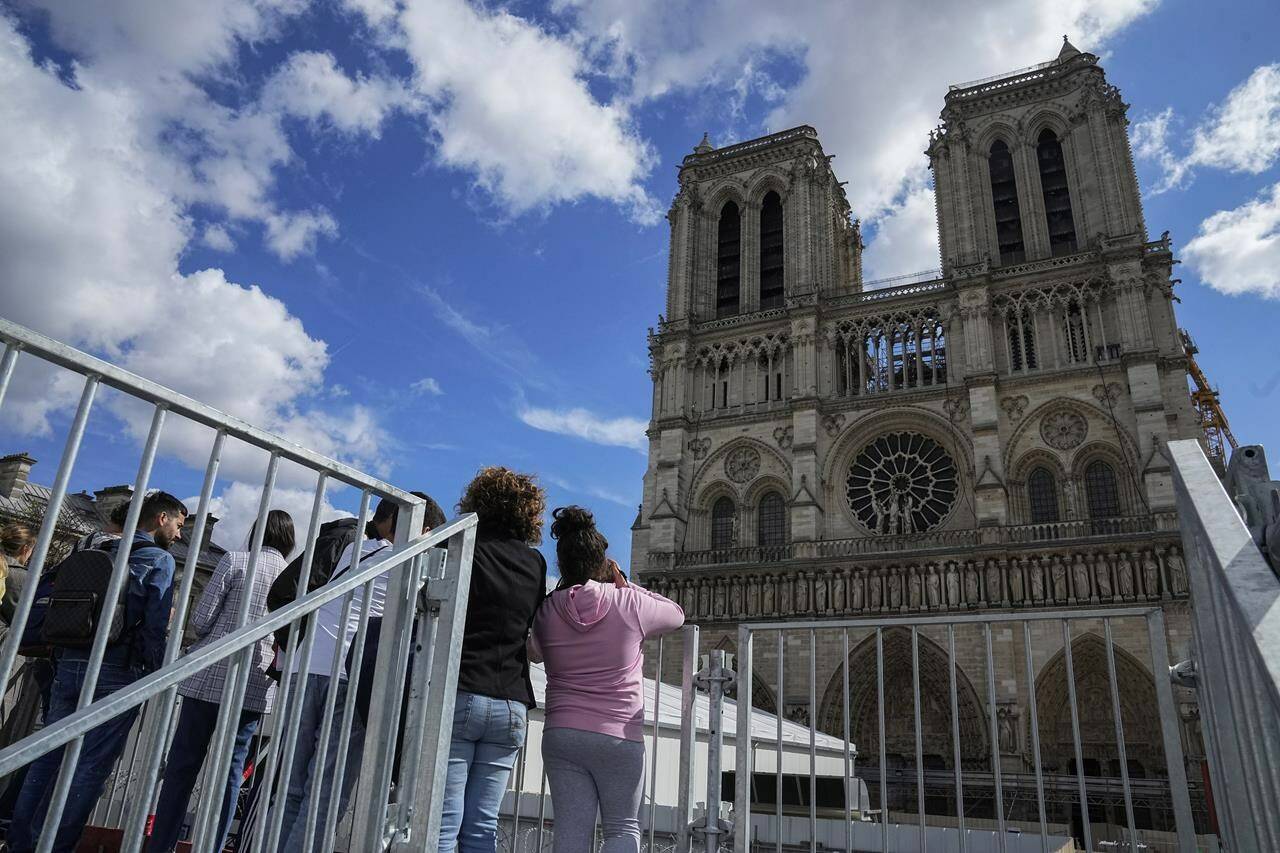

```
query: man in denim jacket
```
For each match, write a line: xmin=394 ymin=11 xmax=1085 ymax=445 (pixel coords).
xmin=7 ymin=491 xmax=187 ymax=853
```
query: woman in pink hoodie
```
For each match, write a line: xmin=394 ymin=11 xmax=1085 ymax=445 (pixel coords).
xmin=530 ymin=506 xmax=684 ymax=853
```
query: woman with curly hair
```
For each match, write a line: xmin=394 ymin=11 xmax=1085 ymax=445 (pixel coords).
xmin=529 ymin=506 xmax=684 ymax=853
xmin=439 ymin=467 xmax=548 ymax=853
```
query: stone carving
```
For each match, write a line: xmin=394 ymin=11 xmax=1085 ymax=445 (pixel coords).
xmin=725 ymin=446 xmax=761 ymax=483
xmin=1000 ymin=395 xmax=1030 ymax=422
xmin=985 ymin=559 xmax=1003 ymax=604
xmin=851 ymin=572 xmax=865 ymax=610
xmin=1092 ymin=382 xmax=1122 ymax=406
xmin=1071 ymin=553 xmax=1091 ymax=601
xmin=926 ymin=565 xmax=941 ymax=609
xmin=821 ymin=413 xmax=846 ymax=437
xmin=1225 ymin=445 xmax=1280 ymax=571
xmin=772 ymin=425 xmax=794 ymax=450
xmin=688 ymin=437 xmax=711 ymax=460
xmin=1141 ymin=551 xmax=1161 ymax=599
xmin=943 ymin=396 xmax=969 ymax=424
xmin=964 ymin=562 xmax=979 ymax=605
xmin=1051 ymin=555 xmax=1068 ymax=602
xmin=1094 ymin=553 xmax=1113 ymax=599
xmin=997 ymin=705 xmax=1019 ymax=754
xmin=1009 ymin=558 xmax=1025 ymax=602
xmin=887 ymin=569 xmax=902 ymax=609
xmin=1116 ymin=552 xmax=1135 ymax=600
xmin=1041 ymin=409 xmax=1089 ymax=450
xmin=1166 ymin=547 xmax=1187 ymax=595
xmin=848 ymin=432 xmax=958 ymax=534
xmin=1029 ymin=556 xmax=1046 ymax=601
xmin=869 ymin=571 xmax=883 ymax=610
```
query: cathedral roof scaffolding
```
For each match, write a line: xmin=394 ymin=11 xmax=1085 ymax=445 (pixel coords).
xmin=1181 ymin=329 xmax=1237 ymax=464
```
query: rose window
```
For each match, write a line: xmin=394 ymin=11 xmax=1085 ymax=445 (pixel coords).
xmin=846 ymin=432 xmax=958 ymax=534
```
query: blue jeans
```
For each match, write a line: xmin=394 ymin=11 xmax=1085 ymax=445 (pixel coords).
xmin=278 ymin=673 xmax=366 ymax=853
xmin=438 ymin=691 xmax=527 ymax=853
xmin=6 ymin=659 xmax=139 ymax=853
xmin=148 ymin=697 xmax=260 ymax=852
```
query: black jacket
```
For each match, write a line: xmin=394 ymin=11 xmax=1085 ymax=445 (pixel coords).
xmin=267 ymin=517 xmax=360 ymax=648
xmin=455 ymin=534 xmax=546 ymax=707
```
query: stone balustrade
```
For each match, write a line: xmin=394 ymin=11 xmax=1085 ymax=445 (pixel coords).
xmin=641 ymin=542 xmax=1187 ymax=623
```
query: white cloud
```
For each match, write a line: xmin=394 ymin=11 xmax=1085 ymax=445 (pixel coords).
xmin=418 ymin=284 xmax=548 ymax=388
xmin=351 ymin=0 xmax=660 ymax=223
xmin=519 ymin=406 xmax=647 ymax=451
xmin=263 ymin=209 xmax=339 ymax=261
xmin=861 ymin=178 xmax=940 ymax=283
xmin=261 ymin=50 xmax=416 ymax=136
xmin=410 ymin=376 xmax=443 ymax=396
xmin=1182 ymin=183 xmax=1280 ymax=299
xmin=202 ymin=478 xmax=352 ymax=556
xmin=0 ymin=14 xmax=389 ymax=484
xmin=1133 ymin=64 xmax=1280 ymax=192
xmin=201 ymin=224 xmax=236 ymax=252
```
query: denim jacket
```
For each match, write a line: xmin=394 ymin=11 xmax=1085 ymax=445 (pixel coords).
xmin=59 ymin=531 xmax=176 ymax=673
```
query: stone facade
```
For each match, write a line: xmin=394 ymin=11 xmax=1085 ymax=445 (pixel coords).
xmin=633 ymin=42 xmax=1206 ymax=835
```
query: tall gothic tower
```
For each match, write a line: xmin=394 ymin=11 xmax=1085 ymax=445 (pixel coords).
xmin=635 ymin=41 xmax=1206 ymax=831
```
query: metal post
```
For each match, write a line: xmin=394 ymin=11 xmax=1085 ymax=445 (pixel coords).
xmin=842 ymin=629 xmax=852 ymax=853
xmin=698 ymin=649 xmax=733 ymax=853
xmin=877 ymin=627 xmax=887 ymax=853
xmin=1062 ymin=619 xmax=1093 ymax=853
xmin=677 ymin=624 xmax=700 ymax=853
xmin=1022 ymin=622 xmax=1049 ymax=853
xmin=1103 ymin=619 xmax=1138 ymax=848
xmin=0 ymin=342 xmax=19 ymax=413
xmin=912 ymin=627 xmax=924 ymax=853
xmin=649 ymin=635 xmax=665 ymax=853
xmin=776 ymin=632 xmax=784 ymax=853
xmin=809 ymin=629 xmax=817 ymax=853
xmin=984 ymin=623 xmax=1006 ymax=853
xmin=948 ymin=625 xmax=966 ymax=853
xmin=734 ymin=626 xmax=753 ymax=853
xmin=1146 ymin=609 xmax=1197 ymax=852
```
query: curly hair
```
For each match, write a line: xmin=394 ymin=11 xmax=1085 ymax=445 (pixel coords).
xmin=457 ymin=466 xmax=546 ymax=544
xmin=550 ymin=506 xmax=610 ymax=589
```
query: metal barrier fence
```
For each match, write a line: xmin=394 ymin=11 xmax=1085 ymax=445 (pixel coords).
xmin=719 ymin=609 xmax=1203 ymax=853
xmin=0 ymin=316 xmax=478 ymax=852
xmin=1168 ymin=438 xmax=1280 ymax=852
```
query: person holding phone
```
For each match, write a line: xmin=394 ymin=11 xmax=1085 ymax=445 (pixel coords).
xmin=529 ymin=506 xmax=684 ymax=853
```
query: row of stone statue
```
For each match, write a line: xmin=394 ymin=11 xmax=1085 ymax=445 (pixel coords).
xmin=645 ymin=545 xmax=1188 ymax=620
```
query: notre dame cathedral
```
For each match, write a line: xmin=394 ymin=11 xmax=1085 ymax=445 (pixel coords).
xmin=634 ymin=40 xmax=1208 ymax=837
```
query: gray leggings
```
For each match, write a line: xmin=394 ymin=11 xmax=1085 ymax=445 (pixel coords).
xmin=543 ymin=727 xmax=646 ymax=853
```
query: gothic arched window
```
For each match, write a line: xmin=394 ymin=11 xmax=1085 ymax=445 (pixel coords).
xmin=1006 ymin=308 xmax=1038 ymax=371
xmin=1037 ymin=129 xmax=1078 ymax=256
xmin=711 ymin=496 xmax=736 ymax=549
xmin=1084 ymin=460 xmax=1121 ymax=518
xmin=988 ymin=140 xmax=1025 ymax=265
xmin=716 ymin=201 xmax=741 ymax=318
xmin=759 ymin=191 xmax=784 ymax=310
xmin=757 ymin=491 xmax=786 ymax=547
xmin=1027 ymin=467 xmax=1060 ymax=524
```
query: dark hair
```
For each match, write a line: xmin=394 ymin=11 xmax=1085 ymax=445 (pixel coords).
xmin=366 ymin=493 xmax=446 ymax=539
xmin=139 ymin=491 xmax=188 ymax=525
xmin=458 ymin=467 xmax=545 ymax=544
xmin=550 ymin=506 xmax=609 ymax=589
xmin=250 ymin=509 xmax=295 ymax=557
xmin=1 ymin=522 xmax=35 ymax=559
xmin=108 ymin=500 xmax=131 ymax=528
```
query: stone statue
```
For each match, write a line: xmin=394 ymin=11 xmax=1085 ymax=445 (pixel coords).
xmin=748 ymin=577 xmax=760 ymax=615
xmin=1166 ymin=547 xmax=1188 ymax=595
xmin=1051 ymin=555 xmax=1068 ymax=602
xmin=781 ymin=575 xmax=794 ymax=615
xmin=1029 ymin=556 xmax=1045 ymax=602
xmin=763 ymin=575 xmax=776 ymax=615
xmin=1094 ymin=553 xmax=1113 ymax=599
xmin=885 ymin=497 xmax=900 ymax=536
xmin=997 ymin=706 xmax=1018 ymax=754
xmin=1008 ymin=558 xmax=1025 ymax=603
xmin=852 ymin=572 xmax=866 ymax=611
xmin=901 ymin=494 xmax=916 ymax=534
xmin=945 ymin=562 xmax=960 ymax=607
xmin=714 ymin=578 xmax=727 ymax=616
xmin=869 ymin=570 xmax=883 ymax=610
xmin=985 ymin=559 xmax=1003 ymax=604
xmin=964 ymin=562 xmax=980 ymax=605
xmin=1141 ymin=551 xmax=1161 ymax=599
xmin=1071 ymin=553 xmax=1091 ymax=601
xmin=1116 ymin=552 xmax=1135 ymax=600
xmin=888 ymin=568 xmax=903 ymax=609
xmin=833 ymin=571 xmax=847 ymax=613
xmin=908 ymin=568 xmax=923 ymax=609
xmin=815 ymin=572 xmax=829 ymax=613
xmin=926 ymin=564 xmax=941 ymax=609
xmin=730 ymin=577 xmax=744 ymax=615
xmin=872 ymin=495 xmax=890 ymax=534
xmin=796 ymin=571 xmax=810 ymax=613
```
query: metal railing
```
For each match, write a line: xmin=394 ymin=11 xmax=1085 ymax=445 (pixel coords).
xmin=726 ymin=609 xmax=1201 ymax=853
xmin=1168 ymin=438 xmax=1280 ymax=850
xmin=0 ymin=316 xmax=478 ymax=852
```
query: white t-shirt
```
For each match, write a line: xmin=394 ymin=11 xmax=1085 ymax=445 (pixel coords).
xmin=290 ymin=537 xmax=392 ymax=678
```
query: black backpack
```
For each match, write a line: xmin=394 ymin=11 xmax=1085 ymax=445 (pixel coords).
xmin=22 ymin=540 xmax=155 ymax=654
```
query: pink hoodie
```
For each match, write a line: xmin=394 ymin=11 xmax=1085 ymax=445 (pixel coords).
xmin=531 ymin=581 xmax=684 ymax=741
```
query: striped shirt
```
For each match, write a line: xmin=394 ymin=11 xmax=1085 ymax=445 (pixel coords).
xmin=178 ymin=547 xmax=287 ymax=713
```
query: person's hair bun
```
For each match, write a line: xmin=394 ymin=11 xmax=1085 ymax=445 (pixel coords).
xmin=551 ymin=505 xmax=595 ymax=538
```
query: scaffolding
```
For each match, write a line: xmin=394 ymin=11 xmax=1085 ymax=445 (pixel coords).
xmin=1180 ymin=329 xmax=1237 ymax=463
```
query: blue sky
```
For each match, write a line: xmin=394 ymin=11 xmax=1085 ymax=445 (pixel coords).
xmin=1 ymin=0 xmax=1278 ymax=569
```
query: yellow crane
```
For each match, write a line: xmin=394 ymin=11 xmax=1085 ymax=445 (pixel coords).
xmin=1181 ymin=329 xmax=1238 ymax=462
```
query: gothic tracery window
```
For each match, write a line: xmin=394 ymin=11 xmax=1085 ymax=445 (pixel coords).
xmin=988 ymin=140 xmax=1025 ymax=265
xmin=757 ymin=491 xmax=786 ymax=547
xmin=759 ymin=191 xmax=784 ymax=310
xmin=1037 ymin=129 xmax=1078 ymax=256
xmin=1006 ymin=308 xmax=1038 ymax=371
xmin=711 ymin=496 xmax=736 ymax=549
xmin=716 ymin=201 xmax=741 ymax=318
xmin=847 ymin=432 xmax=958 ymax=534
xmin=1027 ymin=466 xmax=1060 ymax=524
xmin=1084 ymin=459 xmax=1121 ymax=518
